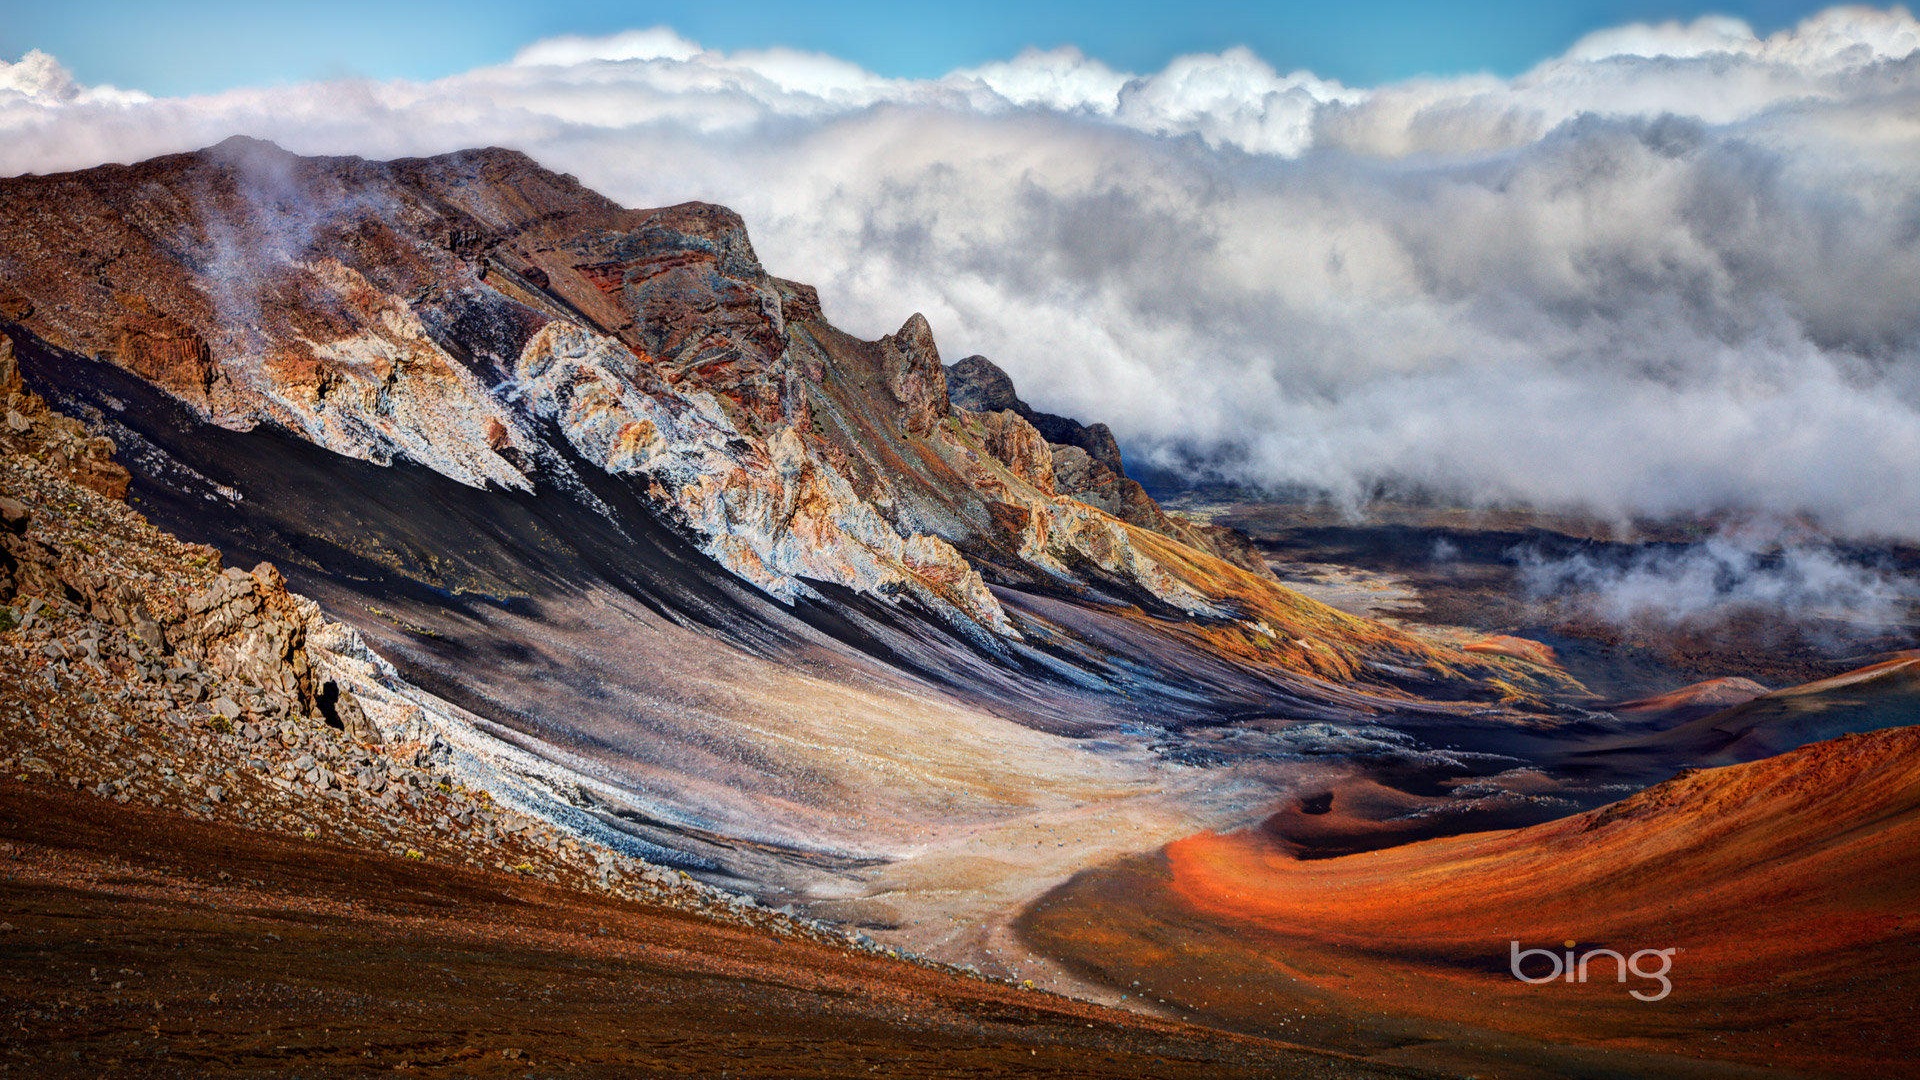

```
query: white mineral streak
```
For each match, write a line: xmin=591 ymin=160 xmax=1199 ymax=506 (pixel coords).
xmin=517 ymin=320 xmax=1015 ymax=636
xmin=244 ymin=258 xmax=532 ymax=491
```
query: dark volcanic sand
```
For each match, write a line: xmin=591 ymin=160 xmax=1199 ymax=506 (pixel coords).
xmin=0 ymin=780 xmax=1411 ymax=1079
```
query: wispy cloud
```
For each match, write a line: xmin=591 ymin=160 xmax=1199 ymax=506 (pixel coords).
xmin=2 ymin=8 xmax=1919 ymax=542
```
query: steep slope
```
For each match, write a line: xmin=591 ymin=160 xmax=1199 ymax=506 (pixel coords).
xmin=0 ymin=141 xmax=1576 ymax=904
xmin=1023 ymin=721 xmax=1920 ymax=1077
xmin=0 ymin=327 xmax=784 ymax=908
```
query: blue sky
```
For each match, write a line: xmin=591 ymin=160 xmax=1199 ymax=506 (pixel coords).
xmin=1 ymin=0 xmax=1844 ymax=94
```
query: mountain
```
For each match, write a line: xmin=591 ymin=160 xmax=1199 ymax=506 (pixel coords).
xmin=0 ymin=333 xmax=1374 ymax=1076
xmin=0 ymin=139 xmax=1562 ymax=900
xmin=1623 ymin=651 xmax=1920 ymax=762
xmin=6 ymin=137 xmax=1917 ymax=1078
xmin=1552 ymin=654 xmax=1920 ymax=783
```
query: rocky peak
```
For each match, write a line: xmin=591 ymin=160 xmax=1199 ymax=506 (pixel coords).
xmin=946 ymin=354 xmax=1022 ymax=414
xmin=204 ymin=133 xmax=299 ymax=167
xmin=880 ymin=313 xmax=950 ymax=438
xmin=4 ymin=143 xmax=1394 ymax=666
xmin=945 ymin=353 xmax=1124 ymax=475
xmin=1063 ymin=421 xmax=1126 ymax=478
xmin=630 ymin=202 xmax=766 ymax=282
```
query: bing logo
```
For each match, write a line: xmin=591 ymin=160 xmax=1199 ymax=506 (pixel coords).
xmin=1509 ymin=940 xmax=1675 ymax=1001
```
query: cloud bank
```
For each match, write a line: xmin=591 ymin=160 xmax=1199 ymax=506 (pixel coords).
xmin=1515 ymin=529 xmax=1919 ymax=638
xmin=3 ymin=7 xmax=1920 ymax=542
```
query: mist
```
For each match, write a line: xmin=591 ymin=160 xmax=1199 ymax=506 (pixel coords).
xmin=2 ymin=8 xmax=1919 ymax=542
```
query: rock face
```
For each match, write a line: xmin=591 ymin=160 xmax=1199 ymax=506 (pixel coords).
xmin=0 ymin=139 xmax=1540 ymax=695
xmin=947 ymin=353 xmax=1123 ymax=473
xmin=516 ymin=321 xmax=1010 ymax=632
xmin=0 ymin=347 xmax=843 ymax=939
xmin=0 ymin=333 xmax=129 ymax=501
xmin=946 ymin=353 xmax=1275 ymax=580
xmin=880 ymin=313 xmax=951 ymax=438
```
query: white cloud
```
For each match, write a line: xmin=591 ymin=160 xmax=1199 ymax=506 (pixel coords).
xmin=1564 ymin=14 xmax=1766 ymax=61
xmin=951 ymin=47 xmax=1130 ymax=113
xmin=1114 ymin=47 xmax=1361 ymax=155
xmin=0 ymin=48 xmax=147 ymax=109
xmin=2 ymin=7 xmax=1919 ymax=546
xmin=1567 ymin=5 xmax=1920 ymax=67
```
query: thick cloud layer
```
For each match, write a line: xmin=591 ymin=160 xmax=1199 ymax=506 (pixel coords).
xmin=3 ymin=8 xmax=1920 ymax=542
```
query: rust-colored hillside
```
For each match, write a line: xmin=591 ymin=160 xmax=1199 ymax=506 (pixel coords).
xmin=1024 ymin=721 xmax=1920 ymax=1077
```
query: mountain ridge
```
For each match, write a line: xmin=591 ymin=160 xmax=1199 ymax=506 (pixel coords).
xmin=0 ymin=137 xmax=1550 ymax=697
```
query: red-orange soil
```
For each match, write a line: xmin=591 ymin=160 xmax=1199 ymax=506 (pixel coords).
xmin=1023 ymin=726 xmax=1920 ymax=1079
xmin=1605 ymin=676 xmax=1771 ymax=721
xmin=0 ymin=778 xmax=1424 ymax=1079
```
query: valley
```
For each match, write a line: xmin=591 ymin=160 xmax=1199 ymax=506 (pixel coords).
xmin=0 ymin=139 xmax=1913 ymax=1078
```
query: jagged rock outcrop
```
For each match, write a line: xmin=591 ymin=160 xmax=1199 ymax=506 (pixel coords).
xmin=0 ymin=333 xmax=129 ymax=501
xmin=946 ymin=352 xmax=1275 ymax=581
xmin=0 ymin=330 xmax=367 ymax=735
xmin=517 ymin=320 xmax=1012 ymax=633
xmin=0 ymin=355 xmax=871 ymax=938
xmin=971 ymin=408 xmax=1055 ymax=495
xmin=880 ymin=313 xmax=951 ymax=438
xmin=947 ymin=354 xmax=1124 ymax=474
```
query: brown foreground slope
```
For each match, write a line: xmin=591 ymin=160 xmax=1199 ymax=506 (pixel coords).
xmin=0 ymin=779 xmax=1411 ymax=1080
xmin=1022 ymin=724 xmax=1920 ymax=1079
